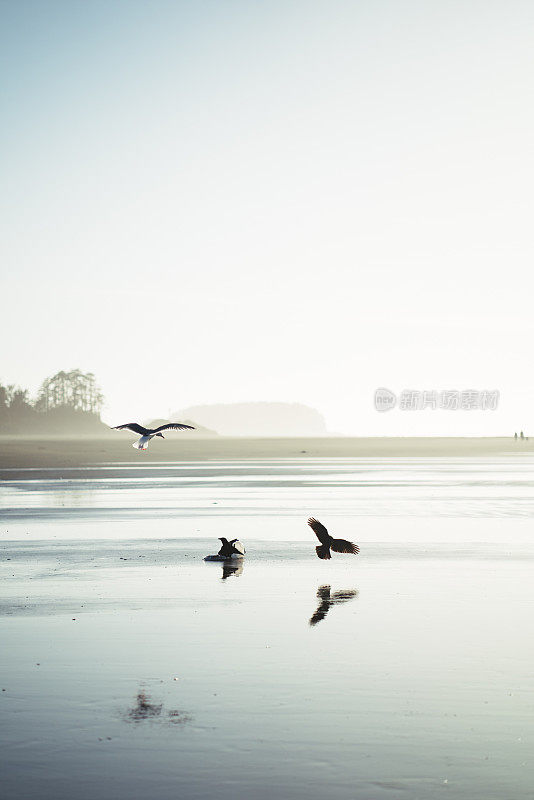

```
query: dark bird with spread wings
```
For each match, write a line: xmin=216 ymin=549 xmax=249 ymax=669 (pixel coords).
xmin=308 ymin=517 xmax=360 ymax=560
xmin=112 ymin=422 xmax=195 ymax=450
xmin=218 ymin=537 xmax=246 ymax=558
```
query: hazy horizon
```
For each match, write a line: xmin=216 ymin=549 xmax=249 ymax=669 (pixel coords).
xmin=2 ymin=0 xmax=533 ymax=435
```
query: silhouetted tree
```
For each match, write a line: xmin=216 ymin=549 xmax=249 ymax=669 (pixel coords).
xmin=0 ymin=370 xmax=106 ymax=433
xmin=0 ymin=383 xmax=37 ymax=430
xmin=9 ymin=388 xmax=30 ymax=410
xmin=37 ymin=369 xmax=104 ymax=413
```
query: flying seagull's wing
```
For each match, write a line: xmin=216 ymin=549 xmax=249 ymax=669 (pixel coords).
xmin=330 ymin=538 xmax=360 ymax=555
xmin=230 ymin=539 xmax=246 ymax=555
xmin=152 ymin=423 xmax=195 ymax=433
xmin=308 ymin=517 xmax=330 ymax=545
xmin=113 ymin=423 xmax=148 ymax=435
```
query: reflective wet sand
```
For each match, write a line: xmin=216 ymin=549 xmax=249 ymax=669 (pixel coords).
xmin=1 ymin=458 xmax=534 ymax=799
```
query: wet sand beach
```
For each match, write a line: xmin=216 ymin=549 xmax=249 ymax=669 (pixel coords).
xmin=1 ymin=455 xmax=534 ymax=799
xmin=0 ymin=435 xmax=530 ymax=477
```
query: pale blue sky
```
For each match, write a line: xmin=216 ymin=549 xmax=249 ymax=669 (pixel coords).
xmin=2 ymin=0 xmax=534 ymax=433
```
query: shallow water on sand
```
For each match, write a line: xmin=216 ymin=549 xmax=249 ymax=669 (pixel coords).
xmin=1 ymin=458 xmax=534 ymax=799
xmin=3 ymin=456 xmax=534 ymax=522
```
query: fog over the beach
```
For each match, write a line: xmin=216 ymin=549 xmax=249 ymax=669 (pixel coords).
xmin=2 ymin=0 xmax=533 ymax=435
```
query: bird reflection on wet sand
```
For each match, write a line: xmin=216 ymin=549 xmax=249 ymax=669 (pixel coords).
xmin=309 ymin=585 xmax=359 ymax=626
xmin=127 ymin=690 xmax=163 ymax=721
xmin=221 ymin=560 xmax=244 ymax=580
xmin=124 ymin=689 xmax=192 ymax=725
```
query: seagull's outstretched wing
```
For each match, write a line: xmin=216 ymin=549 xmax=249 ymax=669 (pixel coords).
xmin=230 ymin=539 xmax=246 ymax=555
xmin=330 ymin=538 xmax=360 ymax=555
xmin=308 ymin=517 xmax=330 ymax=545
xmin=152 ymin=423 xmax=195 ymax=433
xmin=113 ymin=423 xmax=148 ymax=435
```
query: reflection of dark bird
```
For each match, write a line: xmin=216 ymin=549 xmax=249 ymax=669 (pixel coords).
xmin=222 ymin=560 xmax=244 ymax=580
xmin=112 ymin=421 xmax=195 ymax=450
xmin=308 ymin=518 xmax=360 ymax=560
xmin=126 ymin=690 xmax=163 ymax=722
xmin=218 ymin=537 xmax=246 ymax=557
xmin=309 ymin=584 xmax=359 ymax=626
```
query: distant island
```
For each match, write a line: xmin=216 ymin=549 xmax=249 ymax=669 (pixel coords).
xmin=173 ymin=402 xmax=328 ymax=437
xmin=1 ymin=371 xmax=330 ymax=438
xmin=145 ymin=418 xmax=218 ymax=437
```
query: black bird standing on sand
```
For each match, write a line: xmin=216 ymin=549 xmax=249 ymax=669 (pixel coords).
xmin=112 ymin=422 xmax=195 ymax=450
xmin=308 ymin=517 xmax=360 ymax=560
xmin=218 ymin=537 xmax=246 ymax=557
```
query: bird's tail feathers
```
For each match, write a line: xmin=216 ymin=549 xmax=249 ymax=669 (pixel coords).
xmin=133 ymin=437 xmax=149 ymax=450
xmin=316 ymin=544 xmax=331 ymax=560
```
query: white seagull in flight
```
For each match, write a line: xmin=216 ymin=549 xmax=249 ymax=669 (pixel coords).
xmin=112 ymin=421 xmax=195 ymax=450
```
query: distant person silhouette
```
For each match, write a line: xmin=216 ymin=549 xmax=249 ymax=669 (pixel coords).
xmin=521 ymin=431 xmax=525 ymax=440
xmin=514 ymin=432 xmax=518 ymax=440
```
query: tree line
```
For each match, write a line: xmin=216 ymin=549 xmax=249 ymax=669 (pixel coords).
xmin=0 ymin=369 xmax=107 ymax=433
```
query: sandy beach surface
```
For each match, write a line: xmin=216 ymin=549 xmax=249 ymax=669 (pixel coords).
xmin=0 ymin=434 xmax=530 ymax=477
xmin=2 ymin=452 xmax=534 ymax=799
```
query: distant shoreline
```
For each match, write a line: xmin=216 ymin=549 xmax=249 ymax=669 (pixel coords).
xmin=0 ymin=436 xmax=529 ymax=479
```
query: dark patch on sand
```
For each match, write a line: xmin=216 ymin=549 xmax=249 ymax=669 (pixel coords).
xmin=124 ymin=689 xmax=192 ymax=726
